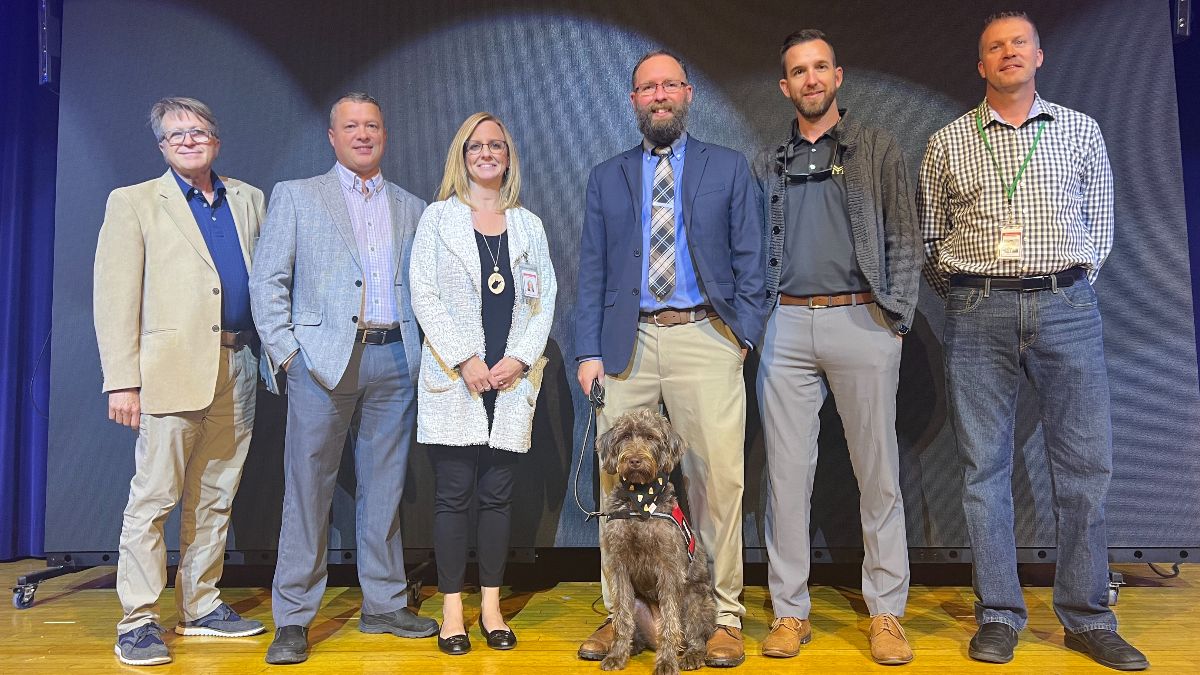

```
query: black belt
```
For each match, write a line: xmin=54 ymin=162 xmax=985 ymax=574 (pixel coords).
xmin=950 ymin=267 xmax=1085 ymax=292
xmin=356 ymin=326 xmax=404 ymax=345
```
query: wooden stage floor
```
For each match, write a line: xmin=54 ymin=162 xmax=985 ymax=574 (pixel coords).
xmin=1 ymin=560 xmax=1192 ymax=673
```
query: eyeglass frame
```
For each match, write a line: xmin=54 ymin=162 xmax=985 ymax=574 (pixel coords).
xmin=160 ymin=128 xmax=218 ymax=146
xmin=464 ymin=139 xmax=509 ymax=156
xmin=632 ymin=80 xmax=691 ymax=98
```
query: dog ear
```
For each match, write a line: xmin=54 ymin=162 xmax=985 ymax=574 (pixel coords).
xmin=597 ymin=426 xmax=619 ymax=475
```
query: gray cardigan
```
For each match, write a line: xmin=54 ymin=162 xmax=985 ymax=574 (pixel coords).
xmin=752 ymin=111 xmax=921 ymax=334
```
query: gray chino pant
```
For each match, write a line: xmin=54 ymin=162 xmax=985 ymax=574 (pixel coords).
xmin=756 ymin=301 xmax=909 ymax=618
xmin=271 ymin=341 xmax=415 ymax=627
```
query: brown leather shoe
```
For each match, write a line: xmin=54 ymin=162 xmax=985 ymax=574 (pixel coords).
xmin=868 ymin=613 xmax=914 ymax=665
xmin=578 ymin=618 xmax=614 ymax=661
xmin=761 ymin=617 xmax=811 ymax=658
xmin=705 ymin=625 xmax=745 ymax=667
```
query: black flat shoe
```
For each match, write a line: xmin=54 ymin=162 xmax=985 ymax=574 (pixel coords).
xmin=479 ymin=621 xmax=517 ymax=650
xmin=438 ymin=633 xmax=471 ymax=655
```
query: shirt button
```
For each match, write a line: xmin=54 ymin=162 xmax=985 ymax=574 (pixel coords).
xmin=772 ymin=226 xmax=781 ymax=235
xmin=211 ymin=325 xmax=219 ymax=332
xmin=212 ymin=288 xmax=220 ymax=295
xmin=769 ymin=258 xmax=779 ymax=267
xmin=771 ymin=195 xmax=779 ymax=203
xmin=351 ymin=315 xmax=359 ymax=323
xmin=211 ymin=216 xmax=217 ymax=221
xmin=355 ymin=280 xmax=363 ymax=287
xmin=811 ymin=147 xmax=817 ymax=153
xmin=634 ymin=249 xmax=641 ymax=257
xmin=631 ymin=289 xmax=637 ymax=296
xmin=808 ymin=164 xmax=816 ymax=170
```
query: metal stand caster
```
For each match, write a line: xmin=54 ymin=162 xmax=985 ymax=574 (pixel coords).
xmin=12 ymin=584 xmax=36 ymax=609
xmin=1107 ymin=570 xmax=1125 ymax=606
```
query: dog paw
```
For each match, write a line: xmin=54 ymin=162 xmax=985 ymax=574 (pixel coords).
xmin=653 ymin=661 xmax=681 ymax=675
xmin=679 ymin=651 xmax=704 ymax=671
xmin=600 ymin=655 xmax=628 ymax=671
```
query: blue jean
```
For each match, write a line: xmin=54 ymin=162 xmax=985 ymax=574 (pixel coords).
xmin=943 ymin=277 xmax=1116 ymax=633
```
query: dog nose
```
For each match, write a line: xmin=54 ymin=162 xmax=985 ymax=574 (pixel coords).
xmin=628 ymin=457 xmax=643 ymax=469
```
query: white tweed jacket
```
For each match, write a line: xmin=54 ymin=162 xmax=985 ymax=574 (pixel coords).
xmin=409 ymin=197 xmax=557 ymax=452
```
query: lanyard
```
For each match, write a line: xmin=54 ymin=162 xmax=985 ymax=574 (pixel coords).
xmin=975 ymin=110 xmax=1046 ymax=205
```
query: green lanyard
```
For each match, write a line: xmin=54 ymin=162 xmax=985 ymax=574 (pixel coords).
xmin=975 ymin=110 xmax=1046 ymax=205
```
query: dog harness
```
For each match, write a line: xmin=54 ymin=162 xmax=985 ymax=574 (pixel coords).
xmin=607 ymin=472 xmax=697 ymax=562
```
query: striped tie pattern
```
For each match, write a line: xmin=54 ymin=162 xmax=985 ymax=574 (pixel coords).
xmin=649 ymin=146 xmax=676 ymax=300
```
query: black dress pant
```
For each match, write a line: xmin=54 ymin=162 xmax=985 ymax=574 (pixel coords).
xmin=428 ymin=441 xmax=518 ymax=593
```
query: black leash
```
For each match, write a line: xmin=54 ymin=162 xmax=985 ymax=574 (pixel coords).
xmin=571 ymin=379 xmax=606 ymax=521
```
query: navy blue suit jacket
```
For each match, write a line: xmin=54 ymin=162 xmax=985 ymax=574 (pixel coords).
xmin=574 ymin=137 xmax=768 ymax=374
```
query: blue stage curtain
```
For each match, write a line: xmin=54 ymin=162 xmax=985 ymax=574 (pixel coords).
xmin=1179 ymin=29 xmax=1200 ymax=371
xmin=1 ymin=1 xmax=60 ymax=560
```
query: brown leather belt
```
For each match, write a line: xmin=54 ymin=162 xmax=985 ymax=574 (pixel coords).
xmin=779 ymin=292 xmax=874 ymax=309
xmin=220 ymin=330 xmax=258 ymax=351
xmin=638 ymin=306 xmax=712 ymax=327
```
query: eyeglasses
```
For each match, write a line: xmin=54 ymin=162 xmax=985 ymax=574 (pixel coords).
xmin=632 ymin=80 xmax=689 ymax=97
xmin=160 ymin=128 xmax=216 ymax=146
xmin=464 ymin=140 xmax=509 ymax=156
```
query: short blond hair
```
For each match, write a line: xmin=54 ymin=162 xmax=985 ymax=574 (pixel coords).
xmin=436 ymin=112 xmax=522 ymax=211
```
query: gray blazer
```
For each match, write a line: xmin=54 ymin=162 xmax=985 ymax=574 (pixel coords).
xmin=250 ymin=166 xmax=425 ymax=391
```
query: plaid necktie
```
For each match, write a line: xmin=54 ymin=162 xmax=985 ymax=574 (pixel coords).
xmin=649 ymin=146 xmax=676 ymax=300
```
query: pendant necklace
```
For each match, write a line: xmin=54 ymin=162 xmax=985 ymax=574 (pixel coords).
xmin=481 ymin=230 xmax=506 ymax=295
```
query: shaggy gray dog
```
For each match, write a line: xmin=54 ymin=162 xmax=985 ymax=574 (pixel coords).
xmin=597 ymin=409 xmax=716 ymax=674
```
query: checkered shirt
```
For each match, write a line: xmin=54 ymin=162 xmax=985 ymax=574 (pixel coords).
xmin=917 ymin=94 xmax=1114 ymax=296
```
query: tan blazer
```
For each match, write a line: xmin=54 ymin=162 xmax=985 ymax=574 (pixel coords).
xmin=94 ymin=170 xmax=265 ymax=414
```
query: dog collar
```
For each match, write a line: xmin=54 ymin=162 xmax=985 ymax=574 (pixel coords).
xmin=609 ymin=472 xmax=697 ymax=562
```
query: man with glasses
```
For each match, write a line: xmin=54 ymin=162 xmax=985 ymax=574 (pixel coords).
xmin=751 ymin=30 xmax=920 ymax=665
xmin=919 ymin=12 xmax=1146 ymax=670
xmin=575 ymin=49 xmax=767 ymax=667
xmin=250 ymin=92 xmax=437 ymax=664
xmin=95 ymin=97 xmax=266 ymax=666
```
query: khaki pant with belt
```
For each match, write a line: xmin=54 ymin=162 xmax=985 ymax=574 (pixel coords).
xmin=115 ymin=346 xmax=257 ymax=633
xmin=598 ymin=315 xmax=746 ymax=628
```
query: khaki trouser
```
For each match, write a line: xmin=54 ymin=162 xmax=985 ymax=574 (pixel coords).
xmin=598 ymin=316 xmax=746 ymax=628
xmin=116 ymin=346 xmax=256 ymax=633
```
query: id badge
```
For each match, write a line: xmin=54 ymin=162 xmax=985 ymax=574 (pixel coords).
xmin=520 ymin=265 xmax=540 ymax=299
xmin=998 ymin=222 xmax=1023 ymax=261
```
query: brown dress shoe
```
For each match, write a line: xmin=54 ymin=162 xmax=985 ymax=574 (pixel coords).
xmin=761 ymin=617 xmax=811 ymax=658
xmin=578 ymin=618 xmax=614 ymax=661
xmin=705 ymin=625 xmax=745 ymax=667
xmin=868 ymin=613 xmax=914 ymax=665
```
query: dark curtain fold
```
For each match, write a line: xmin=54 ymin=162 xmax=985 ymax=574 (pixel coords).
xmin=1178 ymin=28 xmax=1200 ymax=372
xmin=1 ymin=0 xmax=60 ymax=560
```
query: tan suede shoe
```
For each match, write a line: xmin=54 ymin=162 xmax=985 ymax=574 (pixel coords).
xmin=578 ymin=618 xmax=614 ymax=661
xmin=761 ymin=617 xmax=812 ymax=658
xmin=868 ymin=613 xmax=914 ymax=665
xmin=705 ymin=625 xmax=746 ymax=667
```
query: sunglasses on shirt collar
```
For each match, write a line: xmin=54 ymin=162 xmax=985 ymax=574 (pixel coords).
xmin=781 ymin=141 xmax=843 ymax=182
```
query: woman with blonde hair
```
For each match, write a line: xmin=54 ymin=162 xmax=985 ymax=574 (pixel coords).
xmin=410 ymin=112 xmax=557 ymax=655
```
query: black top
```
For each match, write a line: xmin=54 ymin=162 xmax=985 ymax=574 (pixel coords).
xmin=779 ymin=128 xmax=870 ymax=297
xmin=476 ymin=229 xmax=514 ymax=420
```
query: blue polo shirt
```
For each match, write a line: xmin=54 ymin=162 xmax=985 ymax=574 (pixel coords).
xmin=172 ymin=169 xmax=252 ymax=331
xmin=639 ymin=133 xmax=706 ymax=311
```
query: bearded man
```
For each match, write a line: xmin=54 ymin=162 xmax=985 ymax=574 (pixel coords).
xmin=572 ymin=49 xmax=767 ymax=668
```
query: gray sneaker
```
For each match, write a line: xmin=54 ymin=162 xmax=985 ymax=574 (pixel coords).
xmin=359 ymin=607 xmax=439 ymax=637
xmin=175 ymin=602 xmax=266 ymax=637
xmin=115 ymin=623 xmax=171 ymax=666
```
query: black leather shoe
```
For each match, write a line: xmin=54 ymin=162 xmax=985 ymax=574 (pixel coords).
xmin=265 ymin=625 xmax=309 ymax=665
xmin=968 ymin=622 xmax=1018 ymax=663
xmin=480 ymin=620 xmax=518 ymax=650
xmin=1065 ymin=629 xmax=1149 ymax=671
xmin=359 ymin=608 xmax=439 ymax=638
xmin=438 ymin=633 xmax=471 ymax=655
